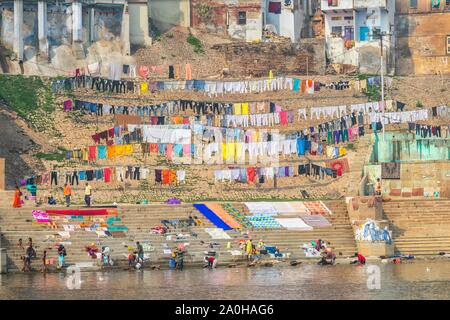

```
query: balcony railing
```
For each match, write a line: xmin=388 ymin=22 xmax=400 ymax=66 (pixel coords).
xmin=354 ymin=0 xmax=387 ymax=9
xmin=321 ymin=0 xmax=354 ymax=11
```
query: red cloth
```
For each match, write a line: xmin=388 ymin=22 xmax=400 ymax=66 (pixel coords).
xmin=280 ymin=111 xmax=287 ymax=125
xmin=150 ymin=143 xmax=158 ymax=153
xmin=247 ymin=167 xmax=256 ymax=184
xmin=139 ymin=65 xmax=149 ymax=78
xmin=91 ymin=134 xmax=100 ymax=144
xmin=104 ymin=167 xmax=111 ymax=183
xmin=268 ymin=1 xmax=281 ymax=13
xmin=162 ymin=170 xmax=170 ymax=185
xmin=328 ymin=159 xmax=349 ymax=177
xmin=357 ymin=253 xmax=366 ymax=264
xmin=151 ymin=116 xmax=158 ymax=125
xmin=46 ymin=209 xmax=111 ymax=216
xmin=88 ymin=146 xmax=97 ymax=160
xmin=108 ymin=128 xmax=115 ymax=138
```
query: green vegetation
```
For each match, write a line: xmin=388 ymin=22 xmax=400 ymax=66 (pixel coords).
xmin=35 ymin=147 xmax=68 ymax=162
xmin=416 ymin=100 xmax=424 ymax=108
xmin=187 ymin=34 xmax=204 ymax=54
xmin=0 ymin=74 xmax=57 ymax=134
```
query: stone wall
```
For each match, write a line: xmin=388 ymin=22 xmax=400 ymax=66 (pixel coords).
xmin=191 ymin=0 xmax=262 ymax=42
xmin=364 ymin=161 xmax=450 ymax=198
xmin=0 ymin=158 xmax=5 ymax=191
xmin=149 ymin=0 xmax=190 ymax=32
xmin=211 ymin=38 xmax=326 ymax=77
xmin=395 ymin=12 xmax=450 ymax=75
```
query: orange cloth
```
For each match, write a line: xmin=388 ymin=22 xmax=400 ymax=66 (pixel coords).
xmin=169 ymin=170 xmax=177 ymax=184
xmin=64 ymin=185 xmax=71 ymax=196
xmin=205 ymin=203 xmax=242 ymax=229
xmin=162 ymin=170 xmax=170 ymax=185
xmin=300 ymin=80 xmax=307 ymax=93
xmin=185 ymin=63 xmax=192 ymax=80
xmin=172 ymin=116 xmax=184 ymax=124
xmin=12 ymin=189 xmax=21 ymax=208
xmin=107 ymin=145 xmax=115 ymax=158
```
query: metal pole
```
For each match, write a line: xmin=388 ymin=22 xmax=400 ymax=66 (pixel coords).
xmin=380 ymin=34 xmax=385 ymax=141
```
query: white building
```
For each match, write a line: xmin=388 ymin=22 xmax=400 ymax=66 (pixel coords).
xmin=321 ymin=0 xmax=395 ymax=74
xmin=263 ymin=0 xmax=318 ymax=42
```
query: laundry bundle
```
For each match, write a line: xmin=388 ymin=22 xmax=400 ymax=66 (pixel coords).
xmin=154 ymin=169 xmax=186 ymax=185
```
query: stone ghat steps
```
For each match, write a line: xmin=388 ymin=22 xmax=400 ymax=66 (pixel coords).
xmin=383 ymin=200 xmax=450 ymax=255
xmin=0 ymin=201 xmax=357 ymax=270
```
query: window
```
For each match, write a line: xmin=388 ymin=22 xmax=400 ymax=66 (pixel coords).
xmin=344 ymin=16 xmax=354 ymax=20
xmin=331 ymin=16 xmax=342 ymax=20
xmin=238 ymin=11 xmax=246 ymax=25
xmin=331 ymin=26 xmax=343 ymax=37
xmin=431 ymin=0 xmax=441 ymax=9
xmin=447 ymin=35 xmax=450 ymax=55
xmin=409 ymin=0 xmax=417 ymax=8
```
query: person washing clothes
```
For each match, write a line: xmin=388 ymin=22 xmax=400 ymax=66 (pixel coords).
xmin=350 ymin=252 xmax=366 ymax=265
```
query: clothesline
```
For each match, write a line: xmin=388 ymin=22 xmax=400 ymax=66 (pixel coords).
xmin=52 ymin=75 xmax=351 ymax=96
xmin=214 ymin=159 xmax=350 ymax=184
xmin=19 ymin=167 xmax=186 ymax=187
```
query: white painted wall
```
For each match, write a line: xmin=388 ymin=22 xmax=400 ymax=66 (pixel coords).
xmin=265 ymin=0 xmax=306 ymax=42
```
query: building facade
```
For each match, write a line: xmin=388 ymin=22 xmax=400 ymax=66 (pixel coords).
xmin=189 ymin=0 xmax=263 ymax=42
xmin=395 ymin=0 xmax=450 ymax=75
xmin=0 ymin=0 xmax=151 ymax=61
xmin=263 ymin=0 xmax=320 ymax=42
xmin=321 ymin=0 xmax=396 ymax=74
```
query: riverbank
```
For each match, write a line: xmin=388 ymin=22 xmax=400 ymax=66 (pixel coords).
xmin=2 ymin=260 xmax=450 ymax=299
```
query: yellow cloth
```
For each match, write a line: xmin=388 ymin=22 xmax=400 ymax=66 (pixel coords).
xmin=241 ymin=103 xmax=249 ymax=115
xmin=252 ymin=130 xmax=259 ymax=142
xmin=226 ymin=143 xmax=236 ymax=161
xmin=221 ymin=143 xmax=227 ymax=161
xmin=115 ymin=145 xmax=124 ymax=156
xmin=233 ymin=103 xmax=242 ymax=115
xmin=339 ymin=147 xmax=347 ymax=156
xmin=82 ymin=148 xmax=89 ymax=161
xmin=124 ymin=144 xmax=133 ymax=154
xmin=140 ymin=82 xmax=148 ymax=94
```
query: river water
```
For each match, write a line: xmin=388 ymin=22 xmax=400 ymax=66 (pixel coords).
xmin=1 ymin=260 xmax=450 ymax=299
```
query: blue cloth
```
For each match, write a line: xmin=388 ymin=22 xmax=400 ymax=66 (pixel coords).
xmin=297 ymin=139 xmax=306 ymax=155
xmin=193 ymin=204 xmax=232 ymax=230
xmin=293 ymin=79 xmax=300 ymax=92
xmin=185 ymin=80 xmax=194 ymax=90
xmin=97 ymin=146 xmax=107 ymax=159
xmin=158 ymin=143 xmax=165 ymax=155
xmin=79 ymin=171 xmax=86 ymax=180
xmin=174 ymin=144 xmax=183 ymax=157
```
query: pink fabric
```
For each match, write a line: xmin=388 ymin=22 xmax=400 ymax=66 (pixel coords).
xmin=182 ymin=144 xmax=190 ymax=156
xmin=166 ymin=144 xmax=174 ymax=160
